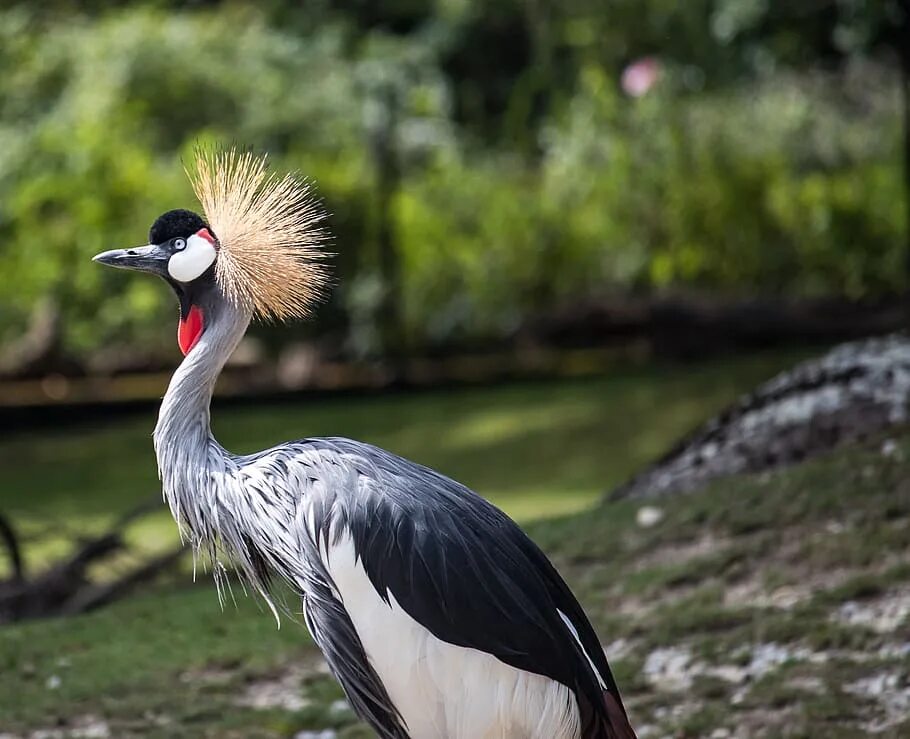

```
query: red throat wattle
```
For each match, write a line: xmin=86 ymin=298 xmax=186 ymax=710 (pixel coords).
xmin=178 ymin=305 xmax=204 ymax=356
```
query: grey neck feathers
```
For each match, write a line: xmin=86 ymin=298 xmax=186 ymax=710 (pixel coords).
xmin=153 ymin=297 xmax=251 ymax=547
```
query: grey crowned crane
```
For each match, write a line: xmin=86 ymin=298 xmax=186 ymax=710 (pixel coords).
xmin=93 ymin=148 xmax=636 ymax=739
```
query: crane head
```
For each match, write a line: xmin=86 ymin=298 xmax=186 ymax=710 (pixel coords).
xmin=93 ymin=147 xmax=330 ymax=357
xmin=93 ymin=209 xmax=218 ymax=355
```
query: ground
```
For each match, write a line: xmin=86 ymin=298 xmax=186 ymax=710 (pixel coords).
xmin=3 ymin=352 xmax=909 ymax=737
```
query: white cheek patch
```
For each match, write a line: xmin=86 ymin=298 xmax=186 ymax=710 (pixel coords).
xmin=167 ymin=234 xmax=216 ymax=283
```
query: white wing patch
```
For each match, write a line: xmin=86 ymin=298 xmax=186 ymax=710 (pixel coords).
xmin=558 ymin=609 xmax=607 ymax=690
xmin=168 ymin=233 xmax=216 ymax=282
xmin=323 ymin=530 xmax=581 ymax=739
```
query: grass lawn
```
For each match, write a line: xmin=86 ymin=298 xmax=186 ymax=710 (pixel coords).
xmin=0 ymin=353 xmax=798 ymax=570
xmin=12 ymin=350 xmax=908 ymax=737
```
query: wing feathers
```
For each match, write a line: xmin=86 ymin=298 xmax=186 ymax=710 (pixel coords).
xmin=292 ymin=438 xmax=632 ymax=737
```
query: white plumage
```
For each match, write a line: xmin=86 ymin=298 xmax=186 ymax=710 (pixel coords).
xmin=167 ymin=232 xmax=217 ymax=283
xmin=323 ymin=531 xmax=582 ymax=739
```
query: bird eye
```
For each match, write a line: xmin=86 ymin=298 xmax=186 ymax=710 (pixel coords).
xmin=174 ymin=238 xmax=186 ymax=251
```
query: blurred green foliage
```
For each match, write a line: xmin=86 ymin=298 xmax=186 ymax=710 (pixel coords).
xmin=0 ymin=1 xmax=906 ymax=359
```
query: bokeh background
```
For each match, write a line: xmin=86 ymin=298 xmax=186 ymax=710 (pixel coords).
xmin=1 ymin=0 xmax=908 ymax=376
xmin=2 ymin=1 xmax=910 ymax=737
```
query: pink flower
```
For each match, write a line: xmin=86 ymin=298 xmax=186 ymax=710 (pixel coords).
xmin=621 ymin=57 xmax=661 ymax=97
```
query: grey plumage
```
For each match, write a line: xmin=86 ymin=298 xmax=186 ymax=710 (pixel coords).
xmin=151 ymin=293 xmax=633 ymax=738
xmin=154 ymin=293 xmax=407 ymax=731
xmin=97 ymin=191 xmax=634 ymax=737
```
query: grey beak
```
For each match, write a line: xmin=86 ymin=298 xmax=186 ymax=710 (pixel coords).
xmin=92 ymin=244 xmax=169 ymax=276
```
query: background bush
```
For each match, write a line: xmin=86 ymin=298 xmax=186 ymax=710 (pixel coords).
xmin=0 ymin=1 xmax=905 ymax=360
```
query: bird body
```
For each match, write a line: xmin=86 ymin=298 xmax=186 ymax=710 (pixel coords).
xmin=94 ymin=148 xmax=636 ymax=739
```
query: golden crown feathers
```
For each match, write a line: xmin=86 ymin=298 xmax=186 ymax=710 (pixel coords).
xmin=186 ymin=147 xmax=331 ymax=321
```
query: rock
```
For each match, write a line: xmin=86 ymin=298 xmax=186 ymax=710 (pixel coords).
xmin=706 ymin=665 xmax=748 ymax=685
xmin=747 ymin=643 xmax=794 ymax=677
xmin=611 ymin=335 xmax=910 ymax=500
xmin=844 ymin=671 xmax=910 ymax=732
xmin=69 ymin=718 xmax=110 ymax=739
xmin=8 ymin=716 xmax=111 ymax=739
xmin=636 ymin=506 xmax=664 ymax=528
xmin=643 ymin=647 xmax=697 ymax=692
xmin=235 ymin=666 xmax=309 ymax=712
xmin=835 ymin=587 xmax=910 ymax=634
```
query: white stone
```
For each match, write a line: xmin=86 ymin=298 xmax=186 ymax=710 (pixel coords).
xmin=643 ymin=646 xmax=697 ymax=691
xmin=636 ymin=506 xmax=664 ymax=528
xmin=836 ymin=587 xmax=910 ymax=634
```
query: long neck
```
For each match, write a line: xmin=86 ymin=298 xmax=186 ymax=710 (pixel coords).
xmin=153 ymin=298 xmax=251 ymax=543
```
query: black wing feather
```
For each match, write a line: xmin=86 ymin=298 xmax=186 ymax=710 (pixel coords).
xmin=296 ymin=512 xmax=410 ymax=738
xmin=307 ymin=437 xmax=631 ymax=738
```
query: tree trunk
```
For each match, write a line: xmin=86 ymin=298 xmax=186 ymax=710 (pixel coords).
xmin=899 ymin=1 xmax=910 ymax=303
xmin=371 ymin=84 xmax=405 ymax=372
